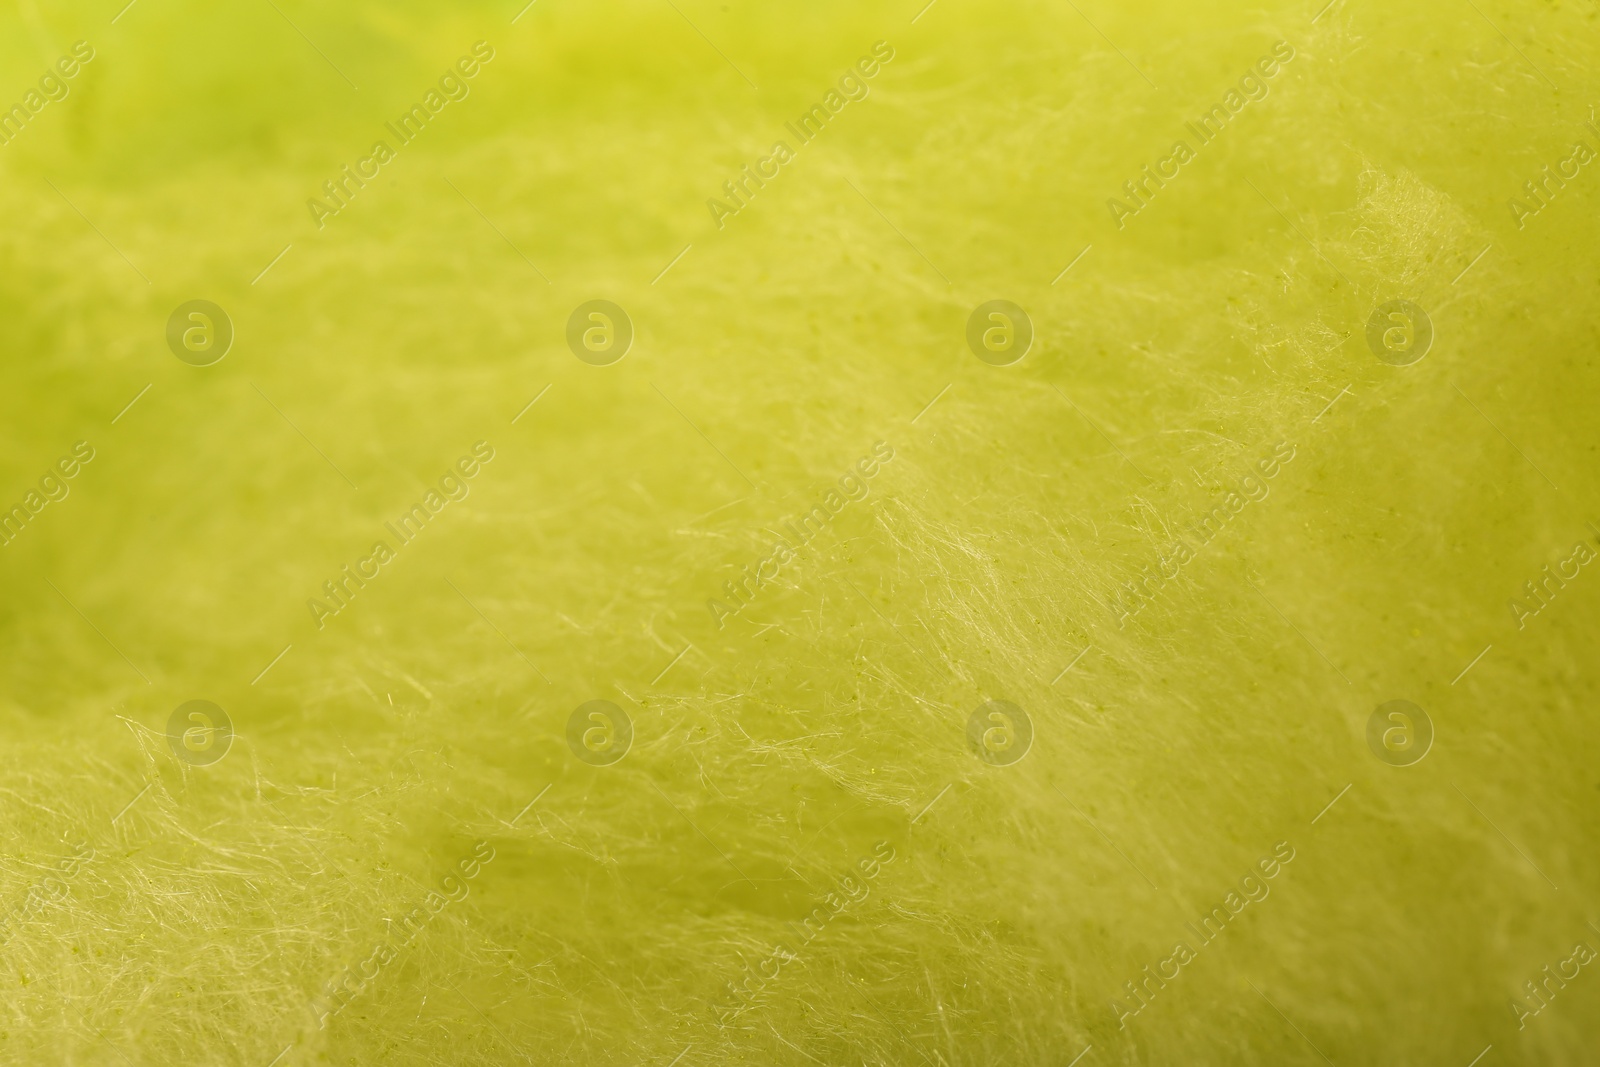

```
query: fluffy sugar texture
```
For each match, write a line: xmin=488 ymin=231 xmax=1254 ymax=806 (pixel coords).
xmin=2 ymin=0 xmax=1599 ymax=1063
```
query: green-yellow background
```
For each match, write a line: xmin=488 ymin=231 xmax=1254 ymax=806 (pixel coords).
xmin=1 ymin=0 xmax=1598 ymax=1063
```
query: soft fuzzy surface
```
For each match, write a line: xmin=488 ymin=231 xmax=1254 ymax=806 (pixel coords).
xmin=2 ymin=0 xmax=1599 ymax=1064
